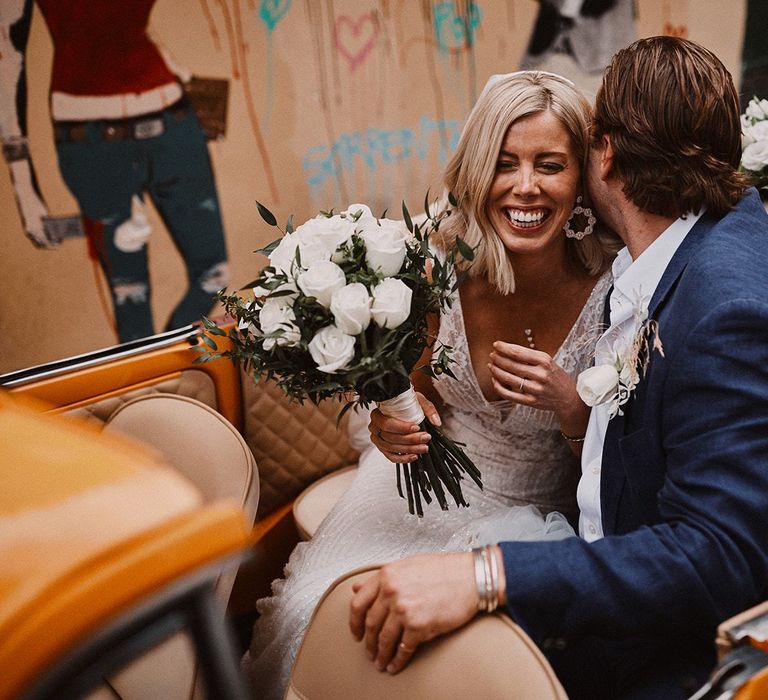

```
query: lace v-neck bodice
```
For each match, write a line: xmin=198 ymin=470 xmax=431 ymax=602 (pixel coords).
xmin=431 ymin=269 xmax=612 ymax=511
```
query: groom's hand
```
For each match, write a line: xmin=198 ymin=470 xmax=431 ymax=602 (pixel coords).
xmin=368 ymin=392 xmax=440 ymax=463
xmin=349 ymin=552 xmax=479 ymax=674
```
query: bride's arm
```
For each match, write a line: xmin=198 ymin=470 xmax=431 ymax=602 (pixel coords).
xmin=367 ymin=312 xmax=444 ymax=463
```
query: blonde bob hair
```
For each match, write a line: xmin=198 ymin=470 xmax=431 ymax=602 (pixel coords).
xmin=440 ymin=71 xmax=615 ymax=295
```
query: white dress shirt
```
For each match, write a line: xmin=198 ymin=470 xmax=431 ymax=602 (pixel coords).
xmin=578 ymin=211 xmax=704 ymax=541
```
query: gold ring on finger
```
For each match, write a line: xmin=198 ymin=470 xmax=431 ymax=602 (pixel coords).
xmin=399 ymin=642 xmax=416 ymax=653
xmin=519 ymin=377 xmax=525 ymax=393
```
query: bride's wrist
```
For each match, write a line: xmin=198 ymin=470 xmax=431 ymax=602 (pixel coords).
xmin=556 ymin=402 xmax=589 ymax=438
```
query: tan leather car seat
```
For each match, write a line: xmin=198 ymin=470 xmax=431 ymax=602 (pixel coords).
xmin=98 ymin=393 xmax=260 ymax=700
xmin=292 ymin=466 xmax=358 ymax=540
xmin=287 ymin=565 xmax=568 ymax=699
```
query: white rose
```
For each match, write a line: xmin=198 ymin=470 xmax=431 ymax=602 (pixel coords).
xmin=746 ymin=98 xmax=768 ymax=121
xmin=342 ymin=203 xmax=375 ymax=223
xmin=745 ymin=120 xmax=768 ymax=143
xmin=258 ymin=298 xmax=301 ymax=350
xmin=741 ymin=115 xmax=755 ymax=147
xmin=359 ymin=218 xmax=408 ymax=277
xmin=268 ymin=233 xmax=299 ymax=275
xmin=252 ymin=269 xmax=298 ymax=300
xmin=295 ymin=215 xmax=355 ymax=265
xmin=370 ymin=277 xmax=412 ymax=329
xmin=308 ymin=325 xmax=356 ymax=373
xmin=330 ymin=283 xmax=371 ymax=335
xmin=297 ymin=260 xmax=347 ymax=307
xmin=576 ymin=364 xmax=620 ymax=407
xmin=742 ymin=140 xmax=768 ymax=173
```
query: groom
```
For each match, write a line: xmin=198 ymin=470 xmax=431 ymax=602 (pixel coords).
xmin=350 ymin=36 xmax=768 ymax=699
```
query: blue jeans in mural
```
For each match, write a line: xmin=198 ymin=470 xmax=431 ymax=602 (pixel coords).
xmin=55 ymin=99 xmax=228 ymax=342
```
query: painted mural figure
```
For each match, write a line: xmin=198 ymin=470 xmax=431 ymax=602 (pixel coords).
xmin=520 ymin=0 xmax=636 ymax=96
xmin=0 ymin=0 xmax=228 ymax=342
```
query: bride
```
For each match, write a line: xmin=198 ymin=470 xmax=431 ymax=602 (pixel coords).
xmin=243 ymin=71 xmax=618 ymax=698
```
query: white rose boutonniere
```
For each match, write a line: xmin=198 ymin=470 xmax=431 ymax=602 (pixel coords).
xmin=577 ymin=311 xmax=664 ymax=418
xmin=577 ymin=364 xmax=620 ymax=406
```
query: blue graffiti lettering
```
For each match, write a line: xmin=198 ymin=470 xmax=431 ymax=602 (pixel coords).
xmin=259 ymin=0 xmax=292 ymax=32
xmin=303 ymin=116 xmax=461 ymax=194
xmin=433 ymin=2 xmax=482 ymax=52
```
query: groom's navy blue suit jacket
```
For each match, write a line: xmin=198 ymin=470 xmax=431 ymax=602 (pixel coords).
xmin=499 ymin=188 xmax=768 ymax=699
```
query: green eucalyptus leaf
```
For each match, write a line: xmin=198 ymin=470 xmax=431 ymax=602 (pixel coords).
xmin=402 ymin=201 xmax=413 ymax=233
xmin=285 ymin=214 xmax=294 ymax=234
xmin=201 ymin=333 xmax=218 ymax=350
xmin=240 ymin=279 xmax=264 ymax=291
xmin=256 ymin=200 xmax=278 ymax=227
xmin=456 ymin=236 xmax=475 ymax=261
xmin=255 ymin=238 xmax=280 ymax=256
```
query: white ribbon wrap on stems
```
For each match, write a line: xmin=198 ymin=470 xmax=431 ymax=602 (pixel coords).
xmin=376 ymin=385 xmax=425 ymax=424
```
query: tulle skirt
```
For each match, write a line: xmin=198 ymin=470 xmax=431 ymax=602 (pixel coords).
xmin=242 ymin=431 xmax=576 ymax=699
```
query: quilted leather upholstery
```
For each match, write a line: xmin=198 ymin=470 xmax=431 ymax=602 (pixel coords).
xmin=61 ymin=365 xmax=359 ymax=518
xmin=63 ymin=370 xmax=217 ymax=424
xmin=241 ymin=376 xmax=359 ymax=516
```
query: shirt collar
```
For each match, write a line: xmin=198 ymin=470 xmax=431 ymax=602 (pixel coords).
xmin=612 ymin=210 xmax=704 ymax=311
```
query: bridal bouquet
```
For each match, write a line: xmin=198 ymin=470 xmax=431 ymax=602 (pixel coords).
xmin=741 ymin=96 xmax=768 ymax=194
xmin=198 ymin=197 xmax=481 ymax=516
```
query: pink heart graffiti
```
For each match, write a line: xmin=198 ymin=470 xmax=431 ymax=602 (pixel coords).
xmin=334 ymin=12 xmax=379 ymax=72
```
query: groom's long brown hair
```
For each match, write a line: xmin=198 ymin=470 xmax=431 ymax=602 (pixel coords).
xmin=593 ymin=36 xmax=746 ymax=219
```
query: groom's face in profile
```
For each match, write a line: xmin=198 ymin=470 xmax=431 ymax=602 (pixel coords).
xmin=585 ymin=133 xmax=622 ymax=238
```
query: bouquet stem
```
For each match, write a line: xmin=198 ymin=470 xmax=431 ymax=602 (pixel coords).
xmin=378 ymin=387 xmax=483 ymax=516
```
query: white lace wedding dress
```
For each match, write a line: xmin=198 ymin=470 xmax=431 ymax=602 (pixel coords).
xmin=243 ymin=270 xmax=612 ymax=699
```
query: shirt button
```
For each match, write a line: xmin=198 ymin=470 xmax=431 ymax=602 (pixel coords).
xmin=592 ymin=465 xmax=600 ymax=475
xmin=589 ymin=524 xmax=597 ymax=535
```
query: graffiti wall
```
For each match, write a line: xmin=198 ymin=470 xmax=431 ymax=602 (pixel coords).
xmin=0 ymin=0 xmax=749 ymax=371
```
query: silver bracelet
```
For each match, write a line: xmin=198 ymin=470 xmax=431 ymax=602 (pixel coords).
xmin=472 ymin=546 xmax=500 ymax=613
xmin=484 ymin=545 xmax=499 ymax=612
xmin=472 ymin=547 xmax=488 ymax=612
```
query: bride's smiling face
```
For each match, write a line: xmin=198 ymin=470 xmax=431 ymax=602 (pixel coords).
xmin=486 ymin=109 xmax=580 ymax=258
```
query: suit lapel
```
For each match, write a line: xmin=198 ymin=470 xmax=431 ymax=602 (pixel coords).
xmin=599 ymin=212 xmax=715 ymax=534
xmin=646 ymin=212 xmax=715 ymax=320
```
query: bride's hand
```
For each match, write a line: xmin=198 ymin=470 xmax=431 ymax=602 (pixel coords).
xmin=368 ymin=392 xmax=440 ymax=463
xmin=488 ymin=342 xmax=585 ymax=424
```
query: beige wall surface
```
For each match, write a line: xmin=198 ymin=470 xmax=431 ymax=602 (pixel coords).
xmin=0 ymin=0 xmax=746 ymax=373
